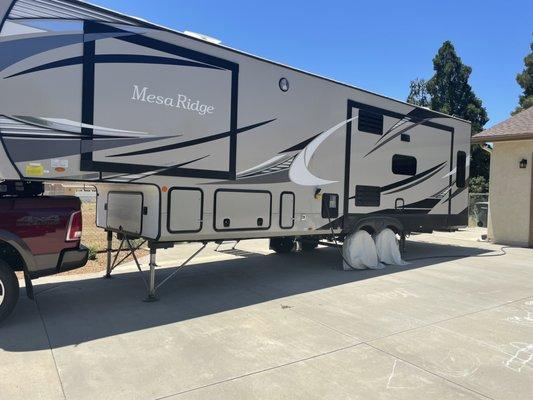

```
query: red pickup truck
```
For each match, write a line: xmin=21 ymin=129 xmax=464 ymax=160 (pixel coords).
xmin=0 ymin=181 xmax=88 ymax=323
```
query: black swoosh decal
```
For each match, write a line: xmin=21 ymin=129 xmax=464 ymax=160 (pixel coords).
xmin=348 ymin=162 xmax=447 ymax=200
xmin=403 ymin=198 xmax=441 ymax=209
xmin=383 ymin=164 xmax=446 ymax=195
xmin=370 ymin=208 xmax=433 ymax=215
xmin=279 ymin=132 xmax=321 ymax=153
xmin=441 ymin=182 xmax=468 ymax=203
xmin=5 ymin=54 xmax=221 ymax=79
xmin=109 ymin=119 xmax=277 ymax=158
xmin=127 ymin=155 xmax=209 ymax=182
xmin=206 ymin=169 xmax=291 ymax=185
xmin=381 ymin=162 xmax=446 ymax=193
xmin=375 ymin=118 xmax=410 ymax=144
xmin=364 ymin=118 xmax=433 ymax=158
xmin=0 ymin=31 xmax=137 ymax=73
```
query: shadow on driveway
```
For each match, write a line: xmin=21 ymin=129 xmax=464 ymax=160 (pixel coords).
xmin=1 ymin=240 xmax=491 ymax=352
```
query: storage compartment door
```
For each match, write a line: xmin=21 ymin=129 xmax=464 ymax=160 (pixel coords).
xmin=280 ymin=192 xmax=295 ymax=229
xmin=106 ymin=192 xmax=143 ymax=235
xmin=168 ymin=188 xmax=203 ymax=233
xmin=215 ymin=190 xmax=271 ymax=231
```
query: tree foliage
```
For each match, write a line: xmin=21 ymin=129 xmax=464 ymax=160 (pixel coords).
xmin=513 ymin=38 xmax=533 ymax=115
xmin=470 ymin=143 xmax=490 ymax=181
xmin=407 ymin=78 xmax=430 ymax=107
xmin=426 ymin=41 xmax=489 ymax=134
xmin=407 ymin=41 xmax=490 ymax=182
xmin=469 ymin=175 xmax=489 ymax=194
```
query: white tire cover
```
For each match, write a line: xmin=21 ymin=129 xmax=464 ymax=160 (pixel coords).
xmin=374 ymin=228 xmax=408 ymax=266
xmin=342 ymin=230 xmax=383 ymax=270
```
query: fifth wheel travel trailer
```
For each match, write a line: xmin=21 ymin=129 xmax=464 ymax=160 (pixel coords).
xmin=0 ymin=0 xmax=470 ymax=299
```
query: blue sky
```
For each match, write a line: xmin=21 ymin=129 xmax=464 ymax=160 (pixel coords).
xmin=92 ymin=0 xmax=532 ymax=128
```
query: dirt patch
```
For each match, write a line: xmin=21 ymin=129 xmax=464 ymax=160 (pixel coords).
xmin=81 ymin=203 xmax=108 ymax=252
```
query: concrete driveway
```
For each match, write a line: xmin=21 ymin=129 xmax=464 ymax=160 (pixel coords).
xmin=1 ymin=232 xmax=532 ymax=400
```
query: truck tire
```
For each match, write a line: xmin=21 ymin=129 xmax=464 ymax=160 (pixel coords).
xmin=0 ymin=260 xmax=19 ymax=324
xmin=299 ymin=238 xmax=319 ymax=251
xmin=270 ymin=237 xmax=295 ymax=254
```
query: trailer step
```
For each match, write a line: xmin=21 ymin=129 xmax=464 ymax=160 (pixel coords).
xmin=215 ymin=240 xmax=240 ymax=252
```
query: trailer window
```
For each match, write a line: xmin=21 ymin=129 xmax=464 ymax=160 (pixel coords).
xmin=457 ymin=151 xmax=467 ymax=188
xmin=358 ymin=110 xmax=383 ymax=135
xmin=392 ymin=154 xmax=417 ymax=176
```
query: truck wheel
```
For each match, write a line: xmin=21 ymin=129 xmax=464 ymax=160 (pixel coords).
xmin=300 ymin=240 xmax=319 ymax=251
xmin=0 ymin=260 xmax=19 ymax=324
xmin=270 ymin=237 xmax=295 ymax=254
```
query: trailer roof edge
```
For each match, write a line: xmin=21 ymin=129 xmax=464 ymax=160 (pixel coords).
xmin=10 ymin=0 xmax=471 ymax=125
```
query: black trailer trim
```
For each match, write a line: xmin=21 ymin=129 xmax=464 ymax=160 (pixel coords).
xmin=167 ymin=187 xmax=204 ymax=234
xmin=341 ymin=208 xmax=468 ymax=235
xmin=0 ymin=1 xmax=17 ymax=33
xmin=80 ymin=20 xmax=240 ymax=180
xmin=448 ymin=129 xmax=455 ymax=216
xmin=343 ymin=99 xmax=455 ymax=222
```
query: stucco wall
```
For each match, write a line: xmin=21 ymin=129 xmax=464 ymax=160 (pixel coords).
xmin=487 ymin=140 xmax=533 ymax=247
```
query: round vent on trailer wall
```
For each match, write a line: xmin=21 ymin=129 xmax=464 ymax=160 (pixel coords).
xmin=279 ymin=78 xmax=290 ymax=92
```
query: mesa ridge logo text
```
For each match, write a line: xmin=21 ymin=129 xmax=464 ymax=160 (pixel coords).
xmin=131 ymin=85 xmax=215 ymax=116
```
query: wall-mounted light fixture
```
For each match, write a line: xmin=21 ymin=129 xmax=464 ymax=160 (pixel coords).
xmin=519 ymin=158 xmax=528 ymax=169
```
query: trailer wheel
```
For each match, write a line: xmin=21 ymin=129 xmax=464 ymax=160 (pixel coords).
xmin=299 ymin=239 xmax=319 ymax=251
xmin=270 ymin=237 xmax=295 ymax=254
xmin=0 ymin=260 xmax=19 ymax=324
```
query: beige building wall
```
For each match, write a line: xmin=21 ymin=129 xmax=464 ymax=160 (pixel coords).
xmin=487 ymin=139 xmax=533 ymax=247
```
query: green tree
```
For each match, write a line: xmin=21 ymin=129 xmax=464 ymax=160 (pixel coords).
xmin=424 ymin=41 xmax=489 ymax=182
xmin=470 ymin=144 xmax=490 ymax=182
xmin=468 ymin=175 xmax=488 ymax=194
xmin=513 ymin=38 xmax=533 ymax=115
xmin=426 ymin=41 xmax=489 ymax=134
xmin=407 ymin=78 xmax=430 ymax=107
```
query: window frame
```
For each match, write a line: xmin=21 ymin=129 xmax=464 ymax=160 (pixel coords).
xmin=456 ymin=151 xmax=467 ymax=188
xmin=392 ymin=154 xmax=417 ymax=176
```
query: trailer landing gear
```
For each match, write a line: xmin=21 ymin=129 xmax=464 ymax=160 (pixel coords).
xmin=103 ymin=231 xmax=207 ymax=301
xmin=104 ymin=231 xmax=147 ymax=280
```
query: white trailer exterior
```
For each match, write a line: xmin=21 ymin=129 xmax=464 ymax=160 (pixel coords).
xmin=0 ymin=0 xmax=471 ymax=246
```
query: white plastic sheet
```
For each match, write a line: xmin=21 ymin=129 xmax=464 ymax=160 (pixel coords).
xmin=374 ymin=228 xmax=408 ymax=266
xmin=342 ymin=230 xmax=384 ymax=270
